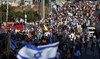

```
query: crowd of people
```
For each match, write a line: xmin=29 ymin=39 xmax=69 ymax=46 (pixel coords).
xmin=0 ymin=1 xmax=100 ymax=59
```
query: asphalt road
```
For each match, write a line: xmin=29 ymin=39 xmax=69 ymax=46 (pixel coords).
xmin=73 ymin=41 xmax=99 ymax=59
xmin=80 ymin=41 xmax=99 ymax=59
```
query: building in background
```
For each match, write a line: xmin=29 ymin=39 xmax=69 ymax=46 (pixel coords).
xmin=0 ymin=0 xmax=34 ymax=7
xmin=23 ymin=0 xmax=33 ymax=5
xmin=0 ymin=0 xmax=21 ymax=7
xmin=55 ymin=0 xmax=66 ymax=4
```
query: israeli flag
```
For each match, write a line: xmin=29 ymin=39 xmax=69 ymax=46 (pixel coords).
xmin=10 ymin=39 xmax=18 ymax=51
xmin=17 ymin=42 xmax=59 ymax=59
xmin=20 ymin=18 xmax=24 ymax=23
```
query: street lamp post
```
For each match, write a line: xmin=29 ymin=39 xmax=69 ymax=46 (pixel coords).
xmin=41 ymin=0 xmax=45 ymax=19
xmin=38 ymin=0 xmax=40 ymax=13
xmin=49 ymin=0 xmax=51 ymax=10
xmin=6 ymin=0 xmax=8 ymax=22
xmin=24 ymin=7 xmax=27 ymax=23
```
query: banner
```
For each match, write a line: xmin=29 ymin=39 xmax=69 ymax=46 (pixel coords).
xmin=7 ymin=24 xmax=13 ymax=27
xmin=13 ymin=24 xmax=23 ymax=30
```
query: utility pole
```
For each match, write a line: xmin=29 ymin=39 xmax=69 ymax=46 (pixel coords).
xmin=49 ymin=0 xmax=51 ymax=10
xmin=6 ymin=0 xmax=8 ymax=22
xmin=38 ymin=0 xmax=40 ymax=13
xmin=41 ymin=0 xmax=45 ymax=19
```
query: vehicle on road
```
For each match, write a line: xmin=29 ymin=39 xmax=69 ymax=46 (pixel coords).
xmin=87 ymin=27 xmax=95 ymax=37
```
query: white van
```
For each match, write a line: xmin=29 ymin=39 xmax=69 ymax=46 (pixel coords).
xmin=87 ymin=27 xmax=95 ymax=37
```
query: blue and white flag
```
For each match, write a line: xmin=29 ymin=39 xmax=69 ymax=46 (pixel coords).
xmin=20 ymin=18 xmax=24 ymax=23
xmin=10 ymin=39 xmax=18 ymax=51
xmin=17 ymin=42 xmax=59 ymax=59
xmin=40 ymin=18 xmax=44 ymax=23
xmin=12 ymin=29 xmax=16 ymax=35
xmin=50 ymin=11 xmax=53 ymax=15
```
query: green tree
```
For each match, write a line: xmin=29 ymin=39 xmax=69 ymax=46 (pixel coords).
xmin=0 ymin=4 xmax=15 ymax=21
xmin=15 ymin=12 xmax=24 ymax=19
xmin=26 ymin=10 xmax=41 ymax=21
xmin=0 ymin=4 xmax=7 ymax=21
xmin=14 ymin=10 xmax=41 ymax=22
xmin=0 ymin=4 xmax=41 ymax=22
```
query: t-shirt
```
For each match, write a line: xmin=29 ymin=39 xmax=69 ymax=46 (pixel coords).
xmin=44 ymin=32 xmax=50 ymax=36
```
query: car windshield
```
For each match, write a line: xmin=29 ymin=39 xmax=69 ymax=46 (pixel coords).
xmin=89 ymin=29 xmax=95 ymax=31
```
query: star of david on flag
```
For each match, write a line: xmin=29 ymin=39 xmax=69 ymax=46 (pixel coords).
xmin=34 ymin=52 xmax=42 ymax=59
xmin=17 ymin=42 xmax=59 ymax=59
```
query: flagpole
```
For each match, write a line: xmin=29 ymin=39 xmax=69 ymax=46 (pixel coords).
xmin=7 ymin=31 xmax=12 ymax=55
xmin=6 ymin=0 xmax=8 ymax=22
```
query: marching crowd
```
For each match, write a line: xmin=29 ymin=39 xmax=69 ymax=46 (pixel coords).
xmin=0 ymin=1 xmax=100 ymax=59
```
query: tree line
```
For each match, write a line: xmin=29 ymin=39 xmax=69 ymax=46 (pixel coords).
xmin=0 ymin=4 xmax=41 ymax=22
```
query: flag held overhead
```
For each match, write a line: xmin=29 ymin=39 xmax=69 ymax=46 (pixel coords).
xmin=44 ymin=25 xmax=48 ymax=31
xmin=17 ymin=42 xmax=59 ymax=59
